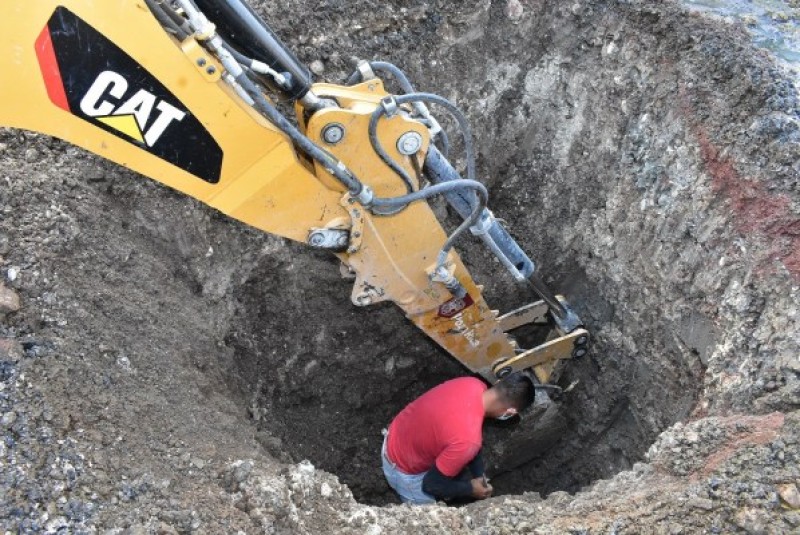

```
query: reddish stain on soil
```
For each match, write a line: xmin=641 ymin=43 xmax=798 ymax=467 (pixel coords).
xmin=681 ymin=87 xmax=800 ymax=280
xmin=693 ymin=412 xmax=785 ymax=480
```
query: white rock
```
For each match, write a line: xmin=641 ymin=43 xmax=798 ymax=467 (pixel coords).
xmin=506 ymin=0 xmax=523 ymax=22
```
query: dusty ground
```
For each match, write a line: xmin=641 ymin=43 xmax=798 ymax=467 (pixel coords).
xmin=1 ymin=0 xmax=799 ymax=533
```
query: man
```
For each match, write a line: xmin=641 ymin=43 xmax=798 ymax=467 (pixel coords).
xmin=381 ymin=372 xmax=534 ymax=505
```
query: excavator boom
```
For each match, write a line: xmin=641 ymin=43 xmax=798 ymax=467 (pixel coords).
xmin=0 ymin=0 xmax=588 ymax=385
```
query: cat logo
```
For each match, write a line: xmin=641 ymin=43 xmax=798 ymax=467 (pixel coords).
xmin=36 ymin=6 xmax=224 ymax=184
xmin=80 ymin=71 xmax=186 ymax=147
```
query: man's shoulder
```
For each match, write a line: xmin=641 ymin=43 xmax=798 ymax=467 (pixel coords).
xmin=440 ymin=376 xmax=487 ymax=395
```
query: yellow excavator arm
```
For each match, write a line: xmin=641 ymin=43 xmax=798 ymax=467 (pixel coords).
xmin=0 ymin=0 xmax=588 ymax=386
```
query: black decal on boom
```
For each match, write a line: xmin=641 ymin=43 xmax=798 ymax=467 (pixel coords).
xmin=46 ymin=7 xmax=223 ymax=184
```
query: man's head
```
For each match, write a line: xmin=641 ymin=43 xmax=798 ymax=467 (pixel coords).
xmin=482 ymin=372 xmax=535 ymax=420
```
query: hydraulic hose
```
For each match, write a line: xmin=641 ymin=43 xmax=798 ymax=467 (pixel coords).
xmin=371 ymin=180 xmax=488 ymax=270
xmin=144 ymin=0 xmax=188 ymax=40
xmin=155 ymin=0 xmax=193 ymax=35
xmin=370 ymin=93 xmax=477 ymax=193
xmin=395 ymin=93 xmax=477 ymax=183
xmin=368 ymin=107 xmax=416 ymax=193
xmin=193 ymin=0 xmax=312 ymax=99
xmin=175 ymin=14 xmax=487 ymax=275
xmin=222 ymin=44 xmax=292 ymax=92
xmin=233 ymin=72 xmax=366 ymax=197
xmin=349 ymin=61 xmax=450 ymax=156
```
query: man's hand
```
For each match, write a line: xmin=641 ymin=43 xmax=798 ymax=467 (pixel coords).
xmin=470 ymin=477 xmax=493 ymax=500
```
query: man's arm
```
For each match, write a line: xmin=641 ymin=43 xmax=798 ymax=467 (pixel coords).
xmin=466 ymin=448 xmax=485 ymax=478
xmin=421 ymin=465 xmax=472 ymax=499
xmin=422 ymin=448 xmax=492 ymax=500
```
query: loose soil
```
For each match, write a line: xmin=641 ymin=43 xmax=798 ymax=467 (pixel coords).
xmin=1 ymin=0 xmax=798 ymax=533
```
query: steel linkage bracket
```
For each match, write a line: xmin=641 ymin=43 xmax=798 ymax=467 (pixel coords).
xmin=494 ymin=297 xmax=589 ymax=383
xmin=341 ymin=194 xmax=365 ymax=255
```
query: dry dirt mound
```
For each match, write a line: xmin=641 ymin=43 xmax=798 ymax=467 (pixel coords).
xmin=1 ymin=0 xmax=798 ymax=533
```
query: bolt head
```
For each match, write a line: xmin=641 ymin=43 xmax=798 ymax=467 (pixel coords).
xmin=496 ymin=366 xmax=513 ymax=379
xmin=308 ymin=231 xmax=326 ymax=247
xmin=196 ymin=58 xmax=207 ymax=67
xmin=397 ymin=132 xmax=423 ymax=155
xmin=572 ymin=347 xmax=588 ymax=359
xmin=322 ymin=124 xmax=346 ymax=145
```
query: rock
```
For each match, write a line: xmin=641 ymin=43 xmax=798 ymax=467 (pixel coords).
xmin=321 ymin=482 xmax=332 ymax=497
xmin=506 ymin=0 xmax=524 ymax=22
xmin=233 ymin=460 xmax=254 ymax=483
xmin=734 ymin=507 xmax=771 ymax=535
xmin=0 ymin=284 xmax=20 ymax=316
xmin=1 ymin=411 xmax=17 ymax=427
xmin=157 ymin=523 xmax=179 ymax=535
xmin=689 ymin=497 xmax=715 ymax=511
xmin=384 ymin=356 xmax=395 ymax=376
xmin=309 ymin=60 xmax=325 ymax=75
xmin=24 ymin=148 xmax=39 ymax=163
xmin=0 ymin=338 xmax=23 ymax=362
xmin=5 ymin=266 xmax=18 ymax=282
xmin=778 ymin=483 xmax=800 ymax=509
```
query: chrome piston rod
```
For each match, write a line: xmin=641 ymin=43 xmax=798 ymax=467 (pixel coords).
xmin=423 ymin=146 xmax=583 ymax=333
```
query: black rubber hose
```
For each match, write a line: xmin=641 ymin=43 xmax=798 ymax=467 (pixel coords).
xmin=346 ymin=70 xmax=360 ymax=86
xmin=224 ymin=45 xmax=254 ymax=68
xmin=233 ymin=73 xmax=365 ymax=196
xmin=368 ymin=91 xmax=476 ymax=197
xmin=395 ymin=93 xmax=476 ymax=183
xmin=371 ymin=180 xmax=488 ymax=267
xmin=349 ymin=61 xmax=450 ymax=156
xmin=436 ymin=127 xmax=451 ymax=159
xmin=144 ymin=0 xmax=188 ymax=39
xmin=367 ymin=107 xmax=416 ymax=193
xmin=154 ymin=0 xmax=193 ymax=34
xmin=234 ymin=55 xmax=488 ymax=265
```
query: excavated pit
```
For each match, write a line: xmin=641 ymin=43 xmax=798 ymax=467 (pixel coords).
xmin=220 ymin=0 xmax=777 ymax=505
xmin=1 ymin=0 xmax=798 ymax=530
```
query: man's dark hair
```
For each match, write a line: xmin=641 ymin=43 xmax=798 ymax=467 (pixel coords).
xmin=495 ymin=372 xmax=535 ymax=410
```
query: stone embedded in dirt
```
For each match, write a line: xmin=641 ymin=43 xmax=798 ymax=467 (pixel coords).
xmin=5 ymin=266 xmax=18 ymax=282
xmin=0 ymin=283 xmax=20 ymax=317
xmin=1 ymin=410 xmax=16 ymax=427
xmin=779 ymin=483 xmax=800 ymax=510
xmin=506 ymin=0 xmax=524 ymax=21
xmin=0 ymin=338 xmax=23 ymax=362
xmin=310 ymin=59 xmax=325 ymax=75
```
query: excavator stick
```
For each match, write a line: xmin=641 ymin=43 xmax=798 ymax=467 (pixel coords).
xmin=0 ymin=0 xmax=587 ymax=389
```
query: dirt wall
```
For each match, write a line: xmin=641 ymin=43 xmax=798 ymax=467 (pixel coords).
xmin=1 ymin=0 xmax=798 ymax=533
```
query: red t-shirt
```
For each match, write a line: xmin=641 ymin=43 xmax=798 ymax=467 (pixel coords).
xmin=387 ymin=377 xmax=487 ymax=477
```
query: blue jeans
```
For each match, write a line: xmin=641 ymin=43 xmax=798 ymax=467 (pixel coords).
xmin=381 ymin=432 xmax=436 ymax=505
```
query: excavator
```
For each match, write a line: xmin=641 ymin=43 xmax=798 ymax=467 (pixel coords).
xmin=0 ymin=0 xmax=588 ymax=398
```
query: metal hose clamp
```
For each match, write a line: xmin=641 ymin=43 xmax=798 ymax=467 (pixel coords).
xmin=470 ymin=210 xmax=494 ymax=236
xmin=380 ymin=96 xmax=399 ymax=117
xmin=357 ymin=60 xmax=376 ymax=81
